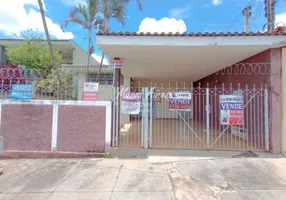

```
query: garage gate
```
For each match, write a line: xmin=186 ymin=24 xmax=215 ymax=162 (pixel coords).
xmin=113 ymin=83 xmax=269 ymax=151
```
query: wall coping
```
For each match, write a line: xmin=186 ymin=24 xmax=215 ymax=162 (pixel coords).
xmin=0 ymin=100 xmax=111 ymax=106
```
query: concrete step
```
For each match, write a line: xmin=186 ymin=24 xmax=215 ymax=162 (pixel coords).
xmin=110 ymin=148 xmax=148 ymax=158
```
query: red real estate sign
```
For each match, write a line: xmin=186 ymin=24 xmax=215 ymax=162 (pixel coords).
xmin=83 ymin=82 xmax=99 ymax=101
xmin=109 ymin=59 xmax=124 ymax=68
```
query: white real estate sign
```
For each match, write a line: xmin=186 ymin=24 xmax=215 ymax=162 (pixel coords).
xmin=121 ymin=92 xmax=141 ymax=114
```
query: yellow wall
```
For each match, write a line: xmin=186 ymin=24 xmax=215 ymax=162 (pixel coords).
xmin=282 ymin=48 xmax=286 ymax=153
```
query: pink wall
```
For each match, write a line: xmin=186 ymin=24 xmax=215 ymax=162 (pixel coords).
xmin=194 ymin=48 xmax=282 ymax=153
xmin=57 ymin=105 xmax=106 ymax=153
xmin=0 ymin=102 xmax=109 ymax=157
xmin=0 ymin=104 xmax=53 ymax=151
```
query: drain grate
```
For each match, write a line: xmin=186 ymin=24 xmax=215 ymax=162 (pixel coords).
xmin=232 ymin=151 xmax=258 ymax=158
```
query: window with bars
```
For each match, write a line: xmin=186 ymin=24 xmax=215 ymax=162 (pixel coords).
xmin=87 ymin=73 xmax=124 ymax=85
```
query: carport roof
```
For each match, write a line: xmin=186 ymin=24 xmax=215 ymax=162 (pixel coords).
xmin=96 ymin=31 xmax=286 ymax=81
xmin=96 ymin=31 xmax=286 ymax=37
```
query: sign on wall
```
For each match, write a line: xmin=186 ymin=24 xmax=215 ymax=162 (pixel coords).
xmin=10 ymin=84 xmax=33 ymax=100
xmin=168 ymin=92 xmax=192 ymax=111
xmin=83 ymin=82 xmax=99 ymax=101
xmin=109 ymin=59 xmax=124 ymax=68
xmin=121 ymin=92 xmax=141 ymax=114
xmin=220 ymin=95 xmax=244 ymax=125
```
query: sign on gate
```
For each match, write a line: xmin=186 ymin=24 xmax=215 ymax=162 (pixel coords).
xmin=10 ymin=84 xmax=33 ymax=100
xmin=83 ymin=82 xmax=99 ymax=101
xmin=121 ymin=92 xmax=141 ymax=114
xmin=219 ymin=95 xmax=244 ymax=125
xmin=168 ymin=92 xmax=192 ymax=111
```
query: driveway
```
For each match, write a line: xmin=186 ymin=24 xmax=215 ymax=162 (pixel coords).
xmin=0 ymin=152 xmax=286 ymax=200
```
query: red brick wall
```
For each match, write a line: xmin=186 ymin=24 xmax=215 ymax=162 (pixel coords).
xmin=57 ymin=105 xmax=106 ymax=153
xmin=0 ymin=104 xmax=53 ymax=151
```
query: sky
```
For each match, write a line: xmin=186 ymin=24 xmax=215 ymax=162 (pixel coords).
xmin=0 ymin=0 xmax=286 ymax=64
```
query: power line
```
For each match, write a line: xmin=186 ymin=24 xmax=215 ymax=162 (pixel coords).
xmin=227 ymin=0 xmax=256 ymax=31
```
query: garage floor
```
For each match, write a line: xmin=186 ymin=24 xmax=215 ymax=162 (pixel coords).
xmin=119 ymin=119 xmax=263 ymax=151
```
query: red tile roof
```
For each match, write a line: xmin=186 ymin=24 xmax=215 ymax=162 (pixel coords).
xmin=97 ymin=31 xmax=286 ymax=37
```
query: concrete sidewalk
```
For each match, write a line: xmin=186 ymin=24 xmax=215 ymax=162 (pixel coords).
xmin=0 ymin=153 xmax=286 ymax=199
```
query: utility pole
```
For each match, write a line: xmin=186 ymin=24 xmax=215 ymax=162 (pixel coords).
xmin=242 ymin=6 xmax=252 ymax=33
xmin=265 ymin=0 xmax=276 ymax=32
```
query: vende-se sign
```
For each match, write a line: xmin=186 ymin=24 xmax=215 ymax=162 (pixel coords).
xmin=10 ymin=84 xmax=33 ymax=100
xmin=109 ymin=59 xmax=124 ymax=68
xmin=83 ymin=82 xmax=98 ymax=101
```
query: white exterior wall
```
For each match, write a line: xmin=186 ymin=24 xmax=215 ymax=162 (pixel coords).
xmin=72 ymin=46 xmax=99 ymax=65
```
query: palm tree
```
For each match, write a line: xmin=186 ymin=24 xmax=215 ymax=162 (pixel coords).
xmin=38 ymin=0 xmax=62 ymax=95
xmin=96 ymin=0 xmax=143 ymax=82
xmin=64 ymin=0 xmax=103 ymax=79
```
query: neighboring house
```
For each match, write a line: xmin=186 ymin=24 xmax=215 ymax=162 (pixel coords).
xmin=0 ymin=39 xmax=124 ymax=101
xmin=0 ymin=39 xmax=98 ymax=66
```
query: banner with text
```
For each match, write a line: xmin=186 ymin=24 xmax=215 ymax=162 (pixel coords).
xmin=121 ymin=92 xmax=142 ymax=114
xmin=220 ymin=95 xmax=244 ymax=125
xmin=83 ymin=82 xmax=99 ymax=101
xmin=168 ymin=92 xmax=192 ymax=111
xmin=10 ymin=84 xmax=33 ymax=100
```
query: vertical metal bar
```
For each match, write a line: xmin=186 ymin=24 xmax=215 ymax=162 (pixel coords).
xmin=184 ymin=82 xmax=186 ymax=148
xmin=154 ymin=84 xmax=157 ymax=147
xmin=206 ymin=87 xmax=210 ymax=149
xmin=143 ymin=87 xmax=149 ymax=149
xmin=264 ymin=88 xmax=269 ymax=151
xmin=229 ymin=83 xmax=232 ymax=149
xmin=164 ymin=87 xmax=167 ymax=147
xmin=190 ymin=83 xmax=193 ymax=148
xmin=112 ymin=65 xmax=116 ymax=146
xmin=222 ymin=83 xmax=224 ymax=148
xmin=257 ymin=85 xmax=261 ymax=149
xmin=169 ymin=82 xmax=171 ymax=147
xmin=162 ymin=83 xmax=165 ymax=148
xmin=250 ymin=86 xmax=253 ymax=149
xmin=238 ymin=83 xmax=242 ymax=149
xmin=214 ymin=86 xmax=219 ymax=148
xmin=260 ymin=84 xmax=263 ymax=149
xmin=246 ymin=84 xmax=249 ymax=149
xmin=149 ymin=87 xmax=153 ymax=148
xmin=176 ymin=82 xmax=178 ymax=148
xmin=141 ymin=87 xmax=144 ymax=147
xmin=253 ymin=84 xmax=257 ymax=150
xmin=116 ymin=87 xmax=119 ymax=146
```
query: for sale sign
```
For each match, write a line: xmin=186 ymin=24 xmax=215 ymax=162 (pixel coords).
xmin=168 ymin=92 xmax=192 ymax=111
xmin=83 ymin=82 xmax=99 ymax=101
xmin=109 ymin=59 xmax=124 ymax=68
xmin=219 ymin=95 xmax=244 ymax=125
xmin=10 ymin=84 xmax=33 ymax=100
xmin=121 ymin=92 xmax=141 ymax=114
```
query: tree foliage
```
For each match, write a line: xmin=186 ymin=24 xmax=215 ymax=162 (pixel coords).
xmin=5 ymin=39 xmax=63 ymax=70
xmin=64 ymin=0 xmax=143 ymax=81
xmin=37 ymin=68 xmax=74 ymax=92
